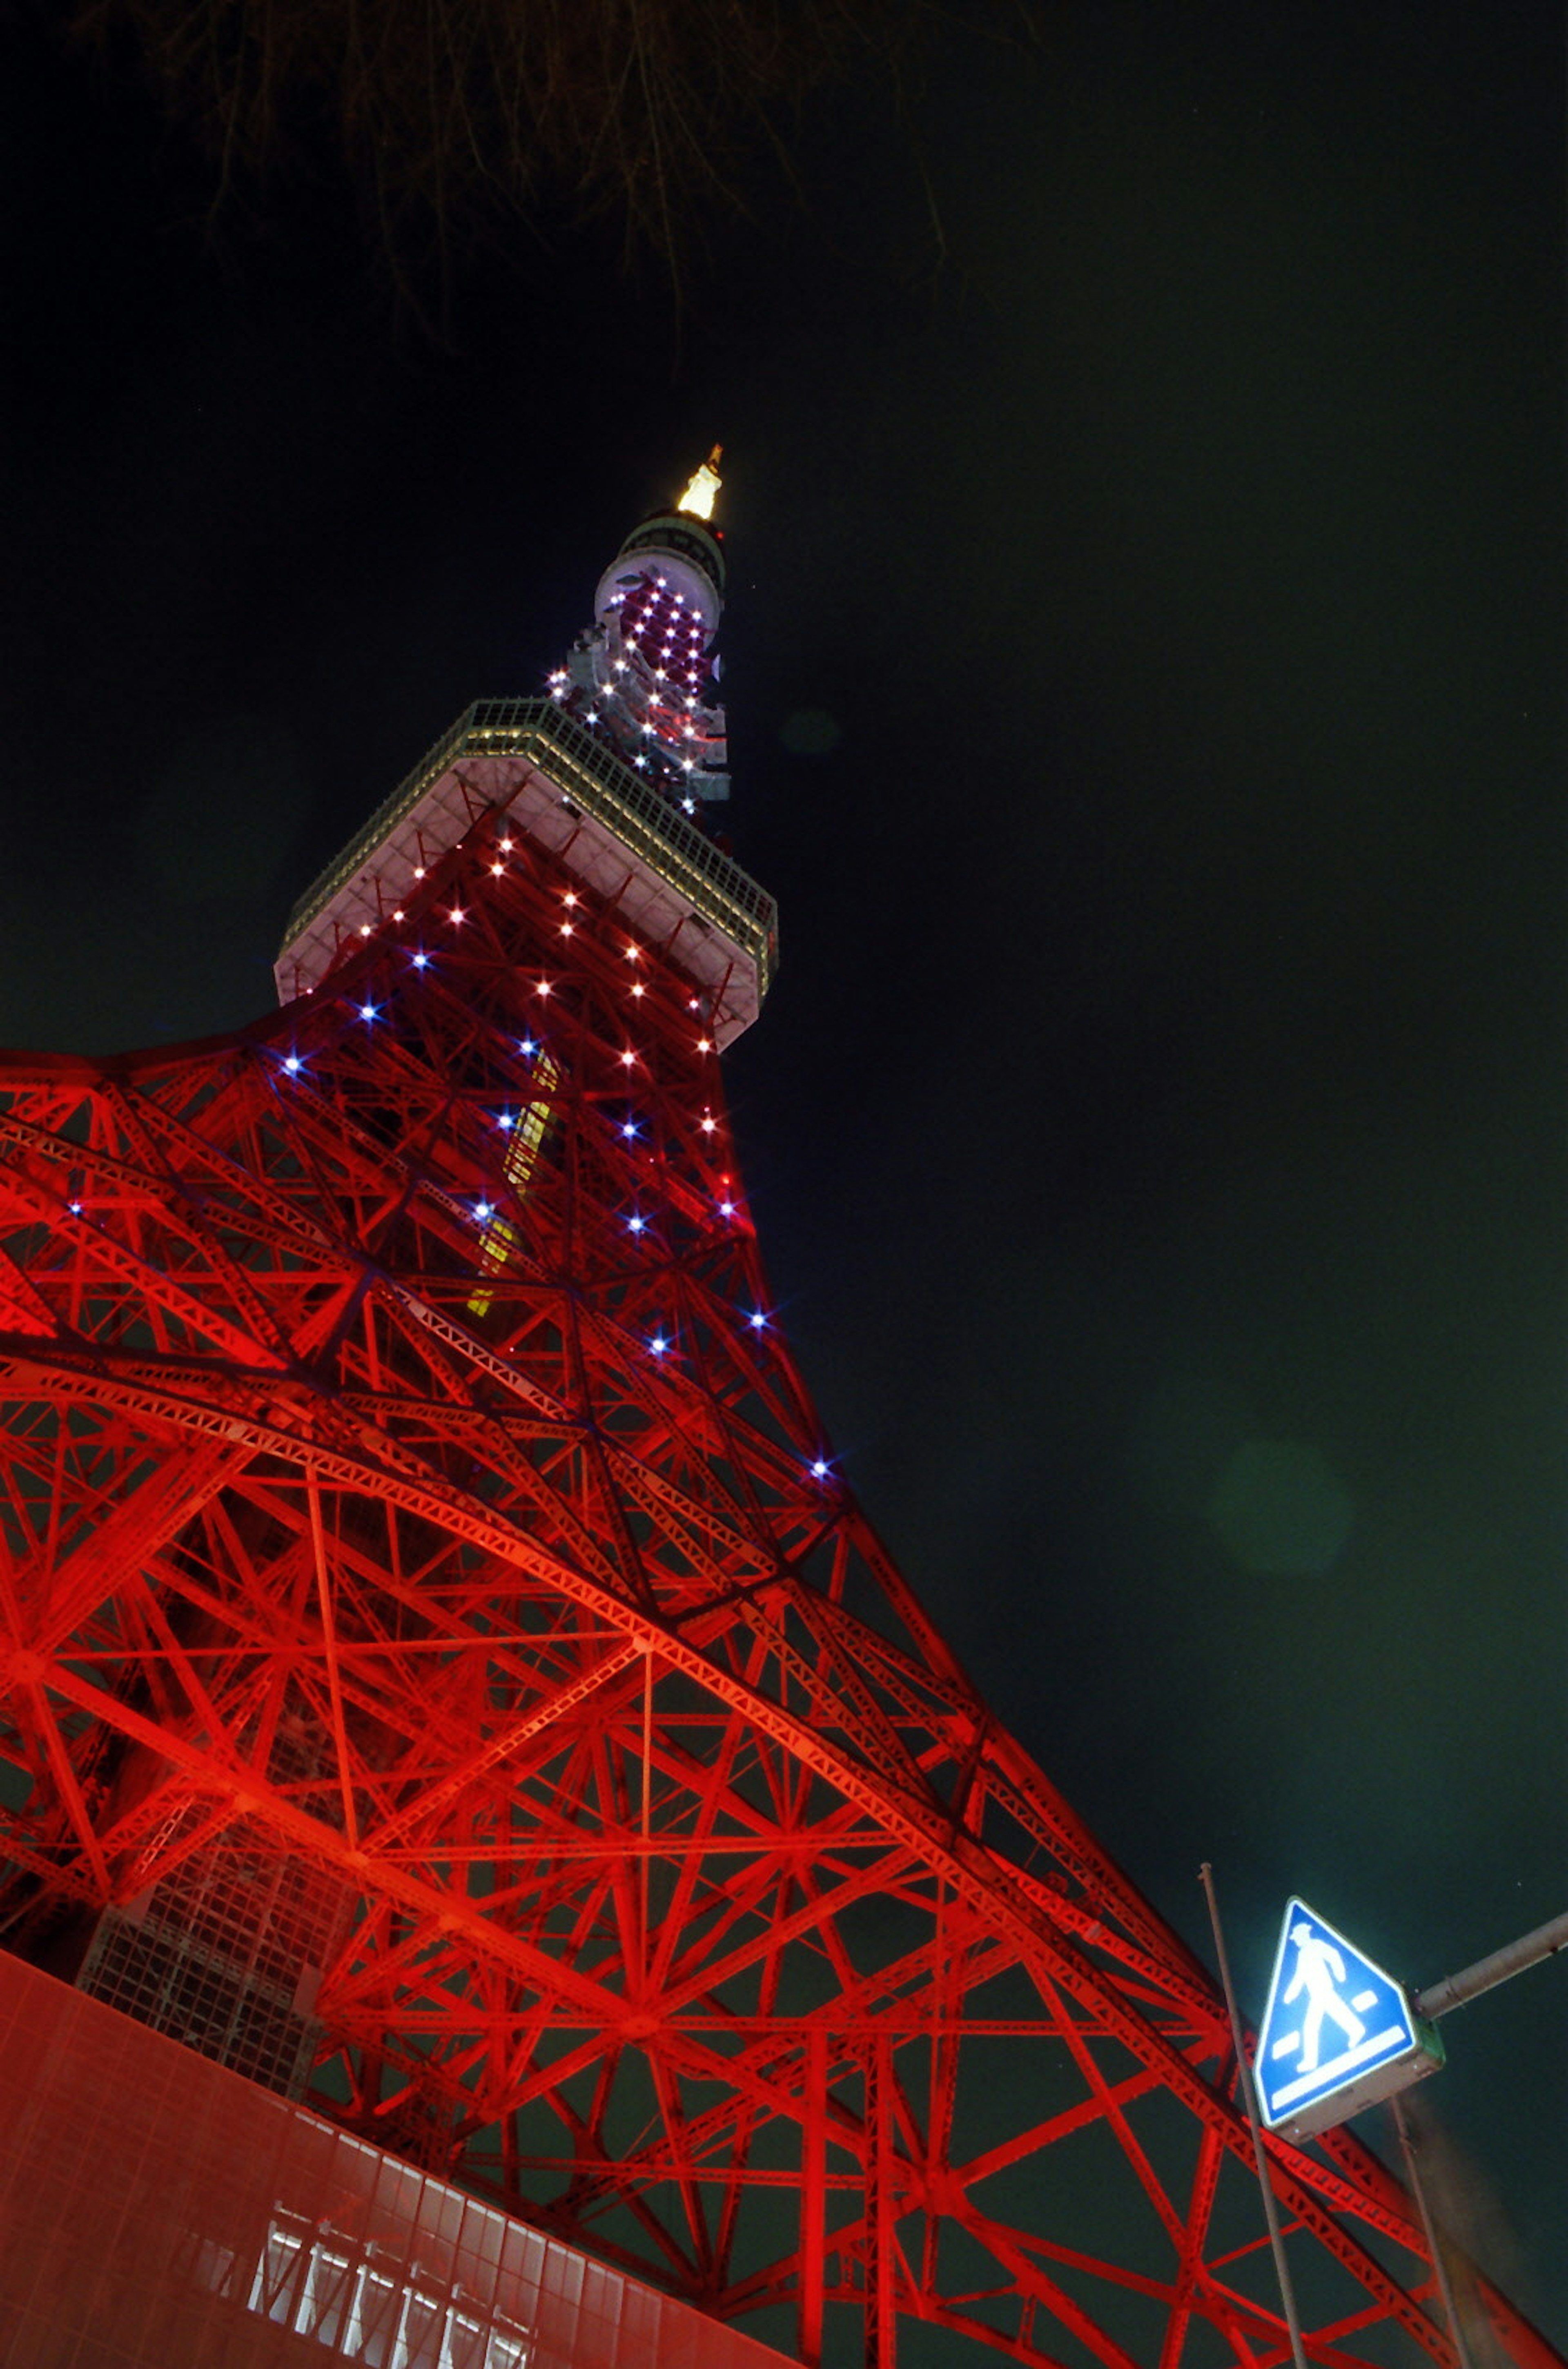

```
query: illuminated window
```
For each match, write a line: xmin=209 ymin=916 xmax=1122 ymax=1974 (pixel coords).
xmin=245 ymin=2211 xmax=532 ymax=2369
xmin=468 ymin=1053 xmax=561 ymax=1318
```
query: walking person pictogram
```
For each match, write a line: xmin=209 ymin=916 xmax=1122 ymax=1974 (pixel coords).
xmin=1283 ymin=1919 xmax=1366 ymax=2070
xmin=1257 ymin=1896 xmax=1443 ymax=2145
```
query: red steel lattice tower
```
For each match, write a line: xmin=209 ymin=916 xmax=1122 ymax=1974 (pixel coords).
xmin=0 ymin=457 xmax=1557 ymax=2369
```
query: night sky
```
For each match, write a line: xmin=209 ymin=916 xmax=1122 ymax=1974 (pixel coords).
xmin=2 ymin=0 xmax=1564 ymax=2342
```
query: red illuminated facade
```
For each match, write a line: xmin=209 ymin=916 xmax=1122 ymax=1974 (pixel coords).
xmin=0 ymin=461 xmax=1557 ymax=2369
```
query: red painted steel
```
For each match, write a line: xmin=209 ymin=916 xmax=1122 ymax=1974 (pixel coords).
xmin=0 ymin=515 xmax=1559 ymax=2369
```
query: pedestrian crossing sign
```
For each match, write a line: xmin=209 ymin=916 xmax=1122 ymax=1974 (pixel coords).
xmin=1255 ymin=1897 xmax=1444 ymax=2144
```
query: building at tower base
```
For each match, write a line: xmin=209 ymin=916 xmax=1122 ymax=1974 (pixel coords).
xmin=0 ymin=1948 xmax=792 ymax=2369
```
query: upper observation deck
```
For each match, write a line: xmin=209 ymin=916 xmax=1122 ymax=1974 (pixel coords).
xmin=274 ymin=698 xmax=777 ymax=1047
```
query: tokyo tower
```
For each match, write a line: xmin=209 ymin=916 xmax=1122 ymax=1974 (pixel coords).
xmin=0 ymin=453 xmax=1557 ymax=2369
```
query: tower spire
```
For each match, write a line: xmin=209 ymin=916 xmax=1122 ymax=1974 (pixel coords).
xmin=548 ymin=453 xmax=730 ymax=813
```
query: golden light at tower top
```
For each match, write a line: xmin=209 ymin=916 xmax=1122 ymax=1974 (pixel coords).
xmin=676 ymin=444 xmax=723 ymax=521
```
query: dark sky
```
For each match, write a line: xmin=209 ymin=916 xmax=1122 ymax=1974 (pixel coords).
xmin=2 ymin=0 xmax=1564 ymax=2341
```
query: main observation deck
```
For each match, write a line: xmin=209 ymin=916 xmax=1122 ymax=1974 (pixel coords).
xmin=276 ymin=700 xmax=777 ymax=1047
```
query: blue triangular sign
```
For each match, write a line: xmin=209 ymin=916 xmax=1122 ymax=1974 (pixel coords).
xmin=1255 ymin=1897 xmax=1443 ymax=2144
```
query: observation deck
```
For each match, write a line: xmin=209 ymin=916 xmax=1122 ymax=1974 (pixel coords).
xmin=275 ymin=700 xmax=777 ymax=1046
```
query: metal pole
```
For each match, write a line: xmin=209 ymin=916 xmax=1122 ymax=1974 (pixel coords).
xmin=1414 ymin=1908 xmax=1568 ymax=2022
xmin=639 ymin=1646 xmax=654 ymax=1963
xmin=800 ymin=2026 xmax=827 ymax=2369
xmin=1392 ymin=2092 xmax=1476 ymax=2369
xmin=865 ymin=2033 xmax=897 ymax=2369
xmin=1199 ymin=1865 xmax=1310 ymax=2369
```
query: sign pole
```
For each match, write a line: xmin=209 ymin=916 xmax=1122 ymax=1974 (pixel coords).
xmin=1414 ymin=1907 xmax=1568 ymax=2022
xmin=1200 ymin=1864 xmax=1310 ymax=2369
xmin=1391 ymin=2092 xmax=1476 ymax=2369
